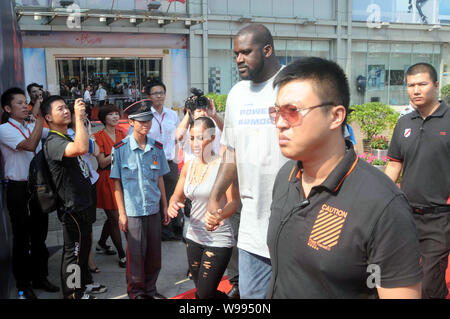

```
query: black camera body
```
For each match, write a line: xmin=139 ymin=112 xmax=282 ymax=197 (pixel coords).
xmin=185 ymin=88 xmax=209 ymax=112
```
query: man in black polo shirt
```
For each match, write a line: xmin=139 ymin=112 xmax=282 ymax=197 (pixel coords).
xmin=266 ymin=57 xmax=423 ymax=299
xmin=385 ymin=62 xmax=450 ymax=299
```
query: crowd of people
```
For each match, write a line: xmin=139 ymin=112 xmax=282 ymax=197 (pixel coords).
xmin=0 ymin=23 xmax=449 ymax=300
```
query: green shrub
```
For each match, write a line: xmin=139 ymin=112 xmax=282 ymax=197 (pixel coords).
xmin=206 ymin=93 xmax=227 ymax=112
xmin=441 ymin=84 xmax=450 ymax=103
xmin=348 ymin=102 xmax=399 ymax=141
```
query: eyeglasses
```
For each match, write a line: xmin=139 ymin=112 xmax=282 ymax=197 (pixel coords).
xmin=150 ymin=91 xmax=165 ymax=97
xmin=268 ymin=102 xmax=335 ymax=126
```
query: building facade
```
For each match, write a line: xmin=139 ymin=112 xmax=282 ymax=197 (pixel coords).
xmin=15 ymin=0 xmax=450 ymax=108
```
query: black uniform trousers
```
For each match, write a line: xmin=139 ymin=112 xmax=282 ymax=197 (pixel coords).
xmin=413 ymin=211 xmax=450 ymax=299
xmin=126 ymin=214 xmax=161 ymax=299
xmin=6 ymin=181 xmax=49 ymax=291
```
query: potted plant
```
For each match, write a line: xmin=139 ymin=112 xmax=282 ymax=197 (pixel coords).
xmin=371 ymin=157 xmax=388 ymax=171
xmin=358 ymin=152 xmax=388 ymax=171
xmin=370 ymin=135 xmax=389 ymax=159
xmin=348 ymin=102 xmax=399 ymax=152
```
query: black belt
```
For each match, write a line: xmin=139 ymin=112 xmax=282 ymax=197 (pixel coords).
xmin=6 ymin=180 xmax=27 ymax=185
xmin=412 ymin=206 xmax=450 ymax=214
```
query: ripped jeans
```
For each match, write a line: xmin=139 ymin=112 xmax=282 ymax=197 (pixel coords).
xmin=186 ymin=239 xmax=233 ymax=299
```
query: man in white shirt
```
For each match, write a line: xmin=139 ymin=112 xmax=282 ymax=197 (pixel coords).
xmin=146 ymin=80 xmax=182 ymax=240
xmin=0 ymin=87 xmax=58 ymax=299
xmin=206 ymin=24 xmax=288 ymax=299
xmin=95 ymin=83 xmax=107 ymax=107
xmin=83 ymin=85 xmax=92 ymax=120
xmin=83 ymin=85 xmax=92 ymax=104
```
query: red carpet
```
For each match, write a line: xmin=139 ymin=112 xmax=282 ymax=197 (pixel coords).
xmin=172 ymin=258 xmax=450 ymax=299
xmin=171 ymin=276 xmax=232 ymax=299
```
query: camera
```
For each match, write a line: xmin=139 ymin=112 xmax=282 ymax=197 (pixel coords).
xmin=184 ymin=88 xmax=209 ymax=112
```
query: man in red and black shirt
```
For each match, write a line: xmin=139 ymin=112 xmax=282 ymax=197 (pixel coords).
xmin=385 ymin=62 xmax=450 ymax=299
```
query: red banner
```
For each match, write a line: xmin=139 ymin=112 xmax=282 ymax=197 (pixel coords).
xmin=168 ymin=0 xmax=186 ymax=3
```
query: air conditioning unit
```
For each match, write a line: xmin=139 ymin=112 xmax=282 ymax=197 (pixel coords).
xmin=148 ymin=1 xmax=161 ymax=10
xmin=60 ymin=1 xmax=74 ymax=7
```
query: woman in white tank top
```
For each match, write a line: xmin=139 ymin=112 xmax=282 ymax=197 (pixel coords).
xmin=168 ymin=117 xmax=240 ymax=299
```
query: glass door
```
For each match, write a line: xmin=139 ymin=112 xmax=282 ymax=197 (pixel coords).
xmin=138 ymin=58 xmax=162 ymax=94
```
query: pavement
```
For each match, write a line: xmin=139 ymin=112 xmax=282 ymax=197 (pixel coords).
xmin=9 ymin=209 xmax=196 ymax=299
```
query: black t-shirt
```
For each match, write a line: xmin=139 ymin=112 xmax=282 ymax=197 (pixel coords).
xmin=44 ymin=132 xmax=93 ymax=213
xmin=267 ymin=143 xmax=423 ymax=299
xmin=387 ymin=102 xmax=450 ymax=207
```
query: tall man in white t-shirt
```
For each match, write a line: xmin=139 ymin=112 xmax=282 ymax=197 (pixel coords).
xmin=206 ymin=24 xmax=288 ymax=299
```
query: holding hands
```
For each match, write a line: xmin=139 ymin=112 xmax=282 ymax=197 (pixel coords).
xmin=168 ymin=200 xmax=185 ymax=219
xmin=205 ymin=208 xmax=224 ymax=232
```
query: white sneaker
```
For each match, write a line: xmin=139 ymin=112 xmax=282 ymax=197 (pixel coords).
xmin=85 ymin=283 xmax=107 ymax=294
xmin=80 ymin=293 xmax=96 ymax=299
xmin=119 ymin=257 xmax=126 ymax=268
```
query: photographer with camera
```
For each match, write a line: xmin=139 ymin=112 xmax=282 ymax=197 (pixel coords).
xmin=176 ymin=88 xmax=223 ymax=163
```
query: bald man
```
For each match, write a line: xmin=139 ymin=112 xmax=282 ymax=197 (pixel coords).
xmin=206 ymin=24 xmax=288 ymax=299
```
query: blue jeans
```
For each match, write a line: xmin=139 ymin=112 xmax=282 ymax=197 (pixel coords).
xmin=238 ymin=248 xmax=272 ymax=299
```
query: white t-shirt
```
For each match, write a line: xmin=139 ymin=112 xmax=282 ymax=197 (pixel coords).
xmin=221 ymin=68 xmax=288 ymax=258
xmin=0 ymin=118 xmax=49 ymax=181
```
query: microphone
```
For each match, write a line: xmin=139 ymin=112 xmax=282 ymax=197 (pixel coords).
xmin=281 ymin=199 xmax=310 ymax=225
xmin=297 ymin=199 xmax=310 ymax=209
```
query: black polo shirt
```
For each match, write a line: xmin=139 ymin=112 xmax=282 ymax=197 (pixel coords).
xmin=387 ymin=101 xmax=450 ymax=208
xmin=266 ymin=142 xmax=423 ymax=299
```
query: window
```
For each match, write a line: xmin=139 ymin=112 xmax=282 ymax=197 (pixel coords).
xmin=350 ymin=42 xmax=441 ymax=106
xmin=56 ymin=57 xmax=162 ymax=108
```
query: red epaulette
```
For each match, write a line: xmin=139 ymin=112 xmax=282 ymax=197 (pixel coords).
xmin=114 ymin=141 xmax=125 ymax=149
xmin=154 ymin=141 xmax=163 ymax=150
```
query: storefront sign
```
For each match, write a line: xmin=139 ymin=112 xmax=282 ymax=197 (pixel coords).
xmin=22 ymin=31 xmax=187 ymax=49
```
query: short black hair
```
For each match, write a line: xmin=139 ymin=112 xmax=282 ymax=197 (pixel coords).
xmin=40 ymin=95 xmax=66 ymax=121
xmin=98 ymin=104 xmax=120 ymax=126
xmin=1 ymin=87 xmax=26 ymax=123
xmin=237 ymin=24 xmax=274 ymax=49
xmin=1 ymin=87 xmax=26 ymax=109
xmin=273 ymin=57 xmax=350 ymax=126
xmin=26 ymin=82 xmax=42 ymax=94
xmin=145 ymin=80 xmax=166 ymax=95
xmin=406 ymin=63 xmax=438 ymax=83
